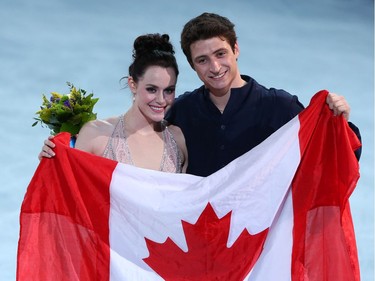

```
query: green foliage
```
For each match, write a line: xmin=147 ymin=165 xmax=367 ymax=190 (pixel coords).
xmin=33 ymin=82 xmax=99 ymax=135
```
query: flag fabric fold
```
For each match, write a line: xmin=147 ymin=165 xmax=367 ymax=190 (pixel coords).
xmin=17 ymin=90 xmax=361 ymax=281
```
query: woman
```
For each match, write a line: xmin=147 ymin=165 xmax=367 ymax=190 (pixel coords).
xmin=39 ymin=33 xmax=187 ymax=173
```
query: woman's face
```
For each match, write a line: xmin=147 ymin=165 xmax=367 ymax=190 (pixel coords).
xmin=130 ymin=65 xmax=177 ymax=123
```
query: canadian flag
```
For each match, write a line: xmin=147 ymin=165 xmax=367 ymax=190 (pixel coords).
xmin=17 ymin=90 xmax=361 ymax=281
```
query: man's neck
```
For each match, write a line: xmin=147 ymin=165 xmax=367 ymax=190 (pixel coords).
xmin=209 ymin=91 xmax=231 ymax=113
xmin=208 ymin=77 xmax=247 ymax=112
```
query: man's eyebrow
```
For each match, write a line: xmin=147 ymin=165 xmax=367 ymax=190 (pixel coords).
xmin=213 ymin=47 xmax=228 ymax=54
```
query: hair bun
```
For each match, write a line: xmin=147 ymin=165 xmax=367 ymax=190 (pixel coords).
xmin=132 ymin=33 xmax=175 ymax=60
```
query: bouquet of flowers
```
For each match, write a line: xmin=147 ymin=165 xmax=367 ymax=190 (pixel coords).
xmin=32 ymin=82 xmax=99 ymax=136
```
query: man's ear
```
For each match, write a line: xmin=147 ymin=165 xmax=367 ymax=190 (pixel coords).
xmin=234 ymin=42 xmax=240 ymax=56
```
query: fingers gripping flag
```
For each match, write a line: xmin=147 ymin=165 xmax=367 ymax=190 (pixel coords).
xmin=17 ymin=90 xmax=361 ymax=281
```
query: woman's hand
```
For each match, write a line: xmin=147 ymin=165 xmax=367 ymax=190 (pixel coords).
xmin=38 ymin=135 xmax=56 ymax=160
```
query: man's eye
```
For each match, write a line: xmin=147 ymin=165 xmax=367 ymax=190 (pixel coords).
xmin=197 ymin=58 xmax=206 ymax=64
xmin=217 ymin=51 xmax=226 ymax=57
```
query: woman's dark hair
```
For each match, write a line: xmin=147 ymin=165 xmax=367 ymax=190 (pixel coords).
xmin=181 ymin=13 xmax=237 ymax=68
xmin=126 ymin=33 xmax=179 ymax=83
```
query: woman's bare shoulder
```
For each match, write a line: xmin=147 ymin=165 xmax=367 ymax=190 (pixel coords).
xmin=80 ymin=116 xmax=119 ymax=135
xmin=75 ymin=116 xmax=121 ymax=154
xmin=167 ymin=124 xmax=188 ymax=173
xmin=167 ymin=124 xmax=183 ymax=138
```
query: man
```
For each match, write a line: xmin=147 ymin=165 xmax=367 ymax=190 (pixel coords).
xmin=165 ymin=12 xmax=361 ymax=176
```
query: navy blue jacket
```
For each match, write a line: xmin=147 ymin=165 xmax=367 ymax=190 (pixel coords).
xmin=166 ymin=75 xmax=361 ymax=176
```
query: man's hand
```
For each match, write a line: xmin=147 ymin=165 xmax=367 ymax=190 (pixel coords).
xmin=326 ymin=92 xmax=350 ymax=121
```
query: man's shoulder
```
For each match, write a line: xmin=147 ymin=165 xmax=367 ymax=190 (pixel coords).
xmin=249 ymin=78 xmax=296 ymax=101
xmin=243 ymin=75 xmax=304 ymax=112
xmin=173 ymin=86 xmax=205 ymax=106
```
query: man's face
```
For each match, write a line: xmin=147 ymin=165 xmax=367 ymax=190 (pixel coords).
xmin=190 ymin=37 xmax=240 ymax=96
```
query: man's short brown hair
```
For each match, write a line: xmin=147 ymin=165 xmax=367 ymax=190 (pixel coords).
xmin=181 ymin=13 xmax=238 ymax=68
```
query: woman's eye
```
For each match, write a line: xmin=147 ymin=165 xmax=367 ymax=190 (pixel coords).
xmin=146 ymin=87 xmax=157 ymax=93
xmin=165 ymin=88 xmax=175 ymax=95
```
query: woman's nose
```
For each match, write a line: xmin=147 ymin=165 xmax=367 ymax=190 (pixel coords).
xmin=155 ymin=91 xmax=165 ymax=103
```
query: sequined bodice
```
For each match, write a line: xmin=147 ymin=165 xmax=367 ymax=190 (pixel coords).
xmin=103 ymin=115 xmax=183 ymax=173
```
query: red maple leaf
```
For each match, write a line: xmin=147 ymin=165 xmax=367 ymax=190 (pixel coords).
xmin=143 ymin=203 xmax=268 ymax=281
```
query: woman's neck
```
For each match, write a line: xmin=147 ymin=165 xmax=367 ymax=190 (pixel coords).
xmin=124 ymin=109 xmax=162 ymax=136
